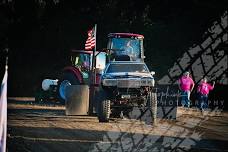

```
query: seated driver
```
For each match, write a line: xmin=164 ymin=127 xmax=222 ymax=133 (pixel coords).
xmin=125 ymin=41 xmax=134 ymax=54
xmin=120 ymin=41 xmax=137 ymax=60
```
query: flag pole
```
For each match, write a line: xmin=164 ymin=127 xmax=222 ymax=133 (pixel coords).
xmin=89 ymin=24 xmax=97 ymax=115
xmin=92 ymin=24 xmax=97 ymax=85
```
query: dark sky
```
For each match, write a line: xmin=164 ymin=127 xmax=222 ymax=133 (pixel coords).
xmin=0 ymin=0 xmax=227 ymax=96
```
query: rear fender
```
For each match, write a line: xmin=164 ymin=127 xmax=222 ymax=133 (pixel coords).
xmin=63 ymin=66 xmax=84 ymax=84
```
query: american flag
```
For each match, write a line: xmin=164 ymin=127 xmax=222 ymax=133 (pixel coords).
xmin=85 ymin=27 xmax=96 ymax=50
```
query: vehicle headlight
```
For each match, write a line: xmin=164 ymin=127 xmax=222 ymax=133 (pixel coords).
xmin=141 ymin=78 xmax=155 ymax=86
xmin=102 ymin=74 xmax=113 ymax=79
xmin=141 ymin=80 xmax=147 ymax=86
xmin=102 ymin=79 xmax=117 ymax=86
xmin=148 ymin=79 xmax=155 ymax=86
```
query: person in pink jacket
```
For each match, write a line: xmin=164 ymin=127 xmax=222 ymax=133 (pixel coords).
xmin=197 ymin=77 xmax=215 ymax=111
xmin=178 ymin=71 xmax=195 ymax=107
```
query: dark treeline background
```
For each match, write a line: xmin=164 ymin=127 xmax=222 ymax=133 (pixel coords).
xmin=0 ymin=0 xmax=227 ymax=96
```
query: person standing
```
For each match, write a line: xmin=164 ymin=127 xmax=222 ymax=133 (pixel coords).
xmin=178 ymin=71 xmax=195 ymax=107
xmin=197 ymin=77 xmax=215 ymax=111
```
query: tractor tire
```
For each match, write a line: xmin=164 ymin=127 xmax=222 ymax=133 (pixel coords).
xmin=58 ymin=72 xmax=80 ymax=104
xmin=98 ymin=99 xmax=111 ymax=122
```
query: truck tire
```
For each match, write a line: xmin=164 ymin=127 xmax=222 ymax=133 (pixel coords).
xmin=147 ymin=91 xmax=152 ymax=108
xmin=147 ymin=92 xmax=157 ymax=121
xmin=58 ymin=72 xmax=80 ymax=104
xmin=98 ymin=99 xmax=111 ymax=122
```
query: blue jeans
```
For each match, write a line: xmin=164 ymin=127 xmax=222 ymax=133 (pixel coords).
xmin=197 ymin=93 xmax=208 ymax=110
xmin=181 ymin=91 xmax=190 ymax=108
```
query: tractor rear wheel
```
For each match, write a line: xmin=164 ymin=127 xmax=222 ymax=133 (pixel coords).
xmin=58 ymin=72 xmax=80 ymax=104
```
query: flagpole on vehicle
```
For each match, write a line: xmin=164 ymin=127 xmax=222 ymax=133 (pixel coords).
xmin=92 ymin=24 xmax=97 ymax=85
xmin=89 ymin=24 xmax=97 ymax=115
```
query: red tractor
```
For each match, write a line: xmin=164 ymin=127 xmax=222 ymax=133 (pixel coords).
xmin=58 ymin=50 xmax=106 ymax=103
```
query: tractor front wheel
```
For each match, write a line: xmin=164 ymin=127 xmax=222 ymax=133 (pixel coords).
xmin=58 ymin=72 xmax=80 ymax=104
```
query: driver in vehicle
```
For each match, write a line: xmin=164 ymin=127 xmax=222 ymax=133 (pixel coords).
xmin=120 ymin=41 xmax=137 ymax=60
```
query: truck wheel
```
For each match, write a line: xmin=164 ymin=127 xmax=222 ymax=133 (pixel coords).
xmin=58 ymin=72 xmax=80 ymax=104
xmin=98 ymin=99 xmax=111 ymax=122
xmin=147 ymin=92 xmax=157 ymax=110
xmin=147 ymin=92 xmax=157 ymax=122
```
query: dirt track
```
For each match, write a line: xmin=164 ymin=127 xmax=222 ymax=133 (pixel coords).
xmin=7 ymin=97 xmax=228 ymax=152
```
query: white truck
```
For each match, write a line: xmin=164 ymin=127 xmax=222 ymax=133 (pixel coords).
xmin=97 ymin=33 xmax=157 ymax=122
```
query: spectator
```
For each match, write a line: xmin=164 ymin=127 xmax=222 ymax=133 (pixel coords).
xmin=197 ymin=77 xmax=215 ymax=111
xmin=178 ymin=71 xmax=195 ymax=107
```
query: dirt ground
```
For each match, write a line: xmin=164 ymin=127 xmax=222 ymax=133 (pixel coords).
xmin=7 ymin=97 xmax=228 ymax=152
